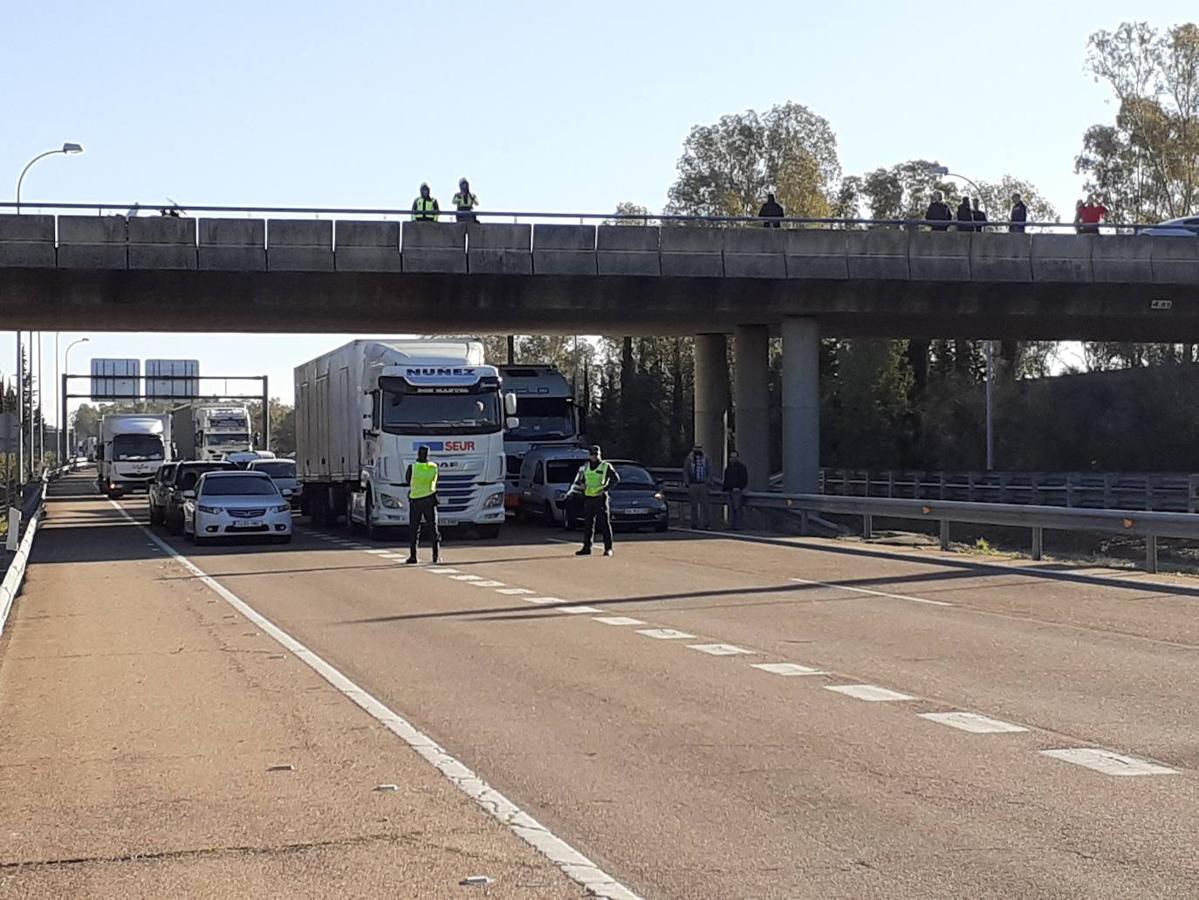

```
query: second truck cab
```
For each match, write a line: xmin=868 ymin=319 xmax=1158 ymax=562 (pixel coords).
xmin=97 ymin=414 xmax=170 ymax=497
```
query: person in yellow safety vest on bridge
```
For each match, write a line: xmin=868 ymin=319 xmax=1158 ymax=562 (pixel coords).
xmin=453 ymin=177 xmax=478 ymax=223
xmin=411 ymin=183 xmax=440 ymax=222
xmin=569 ymin=444 xmax=620 ymax=557
xmin=405 ymin=445 xmax=440 ymax=564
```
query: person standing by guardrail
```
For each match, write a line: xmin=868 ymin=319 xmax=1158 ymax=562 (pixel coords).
xmin=1009 ymin=193 xmax=1027 ymax=233
xmin=925 ymin=192 xmax=952 ymax=231
xmin=721 ymin=450 xmax=748 ymax=531
xmin=971 ymin=198 xmax=987 ymax=233
xmin=758 ymin=193 xmax=784 ymax=228
xmin=1077 ymin=195 xmax=1108 ymax=235
xmin=956 ymin=197 xmax=974 ymax=232
xmin=683 ymin=445 xmax=713 ymax=530
xmin=453 ymin=178 xmax=478 ymax=223
xmin=411 ymin=183 xmax=440 ymax=222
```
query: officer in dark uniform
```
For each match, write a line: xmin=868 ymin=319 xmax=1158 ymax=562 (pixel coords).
xmin=405 ymin=445 xmax=440 ymax=564
xmin=570 ymin=445 xmax=620 ymax=557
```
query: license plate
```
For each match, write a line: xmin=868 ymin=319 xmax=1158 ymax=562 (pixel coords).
xmin=622 ymin=508 xmax=649 ymax=515
xmin=231 ymin=520 xmax=262 ymax=529
xmin=440 ymin=519 xmax=459 ymax=526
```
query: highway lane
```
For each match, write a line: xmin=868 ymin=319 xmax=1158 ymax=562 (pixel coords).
xmin=114 ymin=495 xmax=1199 ymax=899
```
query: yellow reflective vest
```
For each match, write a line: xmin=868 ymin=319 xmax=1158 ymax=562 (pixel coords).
xmin=410 ymin=461 xmax=439 ymax=499
xmin=582 ymin=461 xmax=612 ymax=497
xmin=412 ymin=196 xmax=440 ymax=221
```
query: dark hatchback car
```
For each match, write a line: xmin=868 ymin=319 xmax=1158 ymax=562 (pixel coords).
xmin=560 ymin=460 xmax=669 ymax=532
xmin=158 ymin=461 xmax=238 ymax=534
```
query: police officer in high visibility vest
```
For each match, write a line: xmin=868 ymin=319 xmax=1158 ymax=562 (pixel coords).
xmin=405 ymin=445 xmax=440 ymax=564
xmin=411 ymin=183 xmax=440 ymax=222
xmin=453 ymin=177 xmax=478 ymax=223
xmin=570 ymin=445 xmax=620 ymax=557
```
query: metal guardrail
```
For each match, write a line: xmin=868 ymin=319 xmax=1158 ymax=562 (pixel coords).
xmin=0 ymin=468 xmax=63 ymax=637
xmin=0 ymin=200 xmax=1169 ymax=234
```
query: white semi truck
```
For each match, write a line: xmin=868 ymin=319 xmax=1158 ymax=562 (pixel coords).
xmin=295 ymin=340 xmax=516 ymax=539
xmin=170 ymin=403 xmax=253 ymax=461
xmin=498 ymin=364 xmax=582 ymax=509
xmin=97 ymin=413 xmax=170 ymax=497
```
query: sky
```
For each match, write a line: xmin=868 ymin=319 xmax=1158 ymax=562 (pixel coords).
xmin=3 ymin=0 xmax=1196 ymax=423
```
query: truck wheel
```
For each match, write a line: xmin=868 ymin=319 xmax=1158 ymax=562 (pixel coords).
xmin=477 ymin=525 xmax=501 ymax=540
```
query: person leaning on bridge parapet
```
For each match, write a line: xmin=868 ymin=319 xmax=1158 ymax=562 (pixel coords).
xmin=1009 ymin=193 xmax=1027 ymax=233
xmin=924 ymin=192 xmax=952 ymax=231
xmin=411 ymin=183 xmax=440 ymax=222
xmin=721 ymin=450 xmax=749 ymax=531
xmin=453 ymin=178 xmax=478 ymax=223
xmin=758 ymin=193 xmax=784 ymax=228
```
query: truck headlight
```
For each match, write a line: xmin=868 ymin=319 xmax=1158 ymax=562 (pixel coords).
xmin=378 ymin=492 xmax=403 ymax=509
xmin=484 ymin=492 xmax=504 ymax=509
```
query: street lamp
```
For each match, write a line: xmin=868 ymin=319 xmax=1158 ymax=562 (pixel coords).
xmin=15 ymin=143 xmax=84 ymax=213
xmin=930 ymin=164 xmax=996 ymax=471
xmin=63 ymin=338 xmax=89 ymax=462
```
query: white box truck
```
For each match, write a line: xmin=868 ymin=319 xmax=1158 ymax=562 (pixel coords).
xmin=97 ymin=413 xmax=170 ymax=497
xmin=170 ymin=403 xmax=253 ymax=461
xmin=498 ymin=364 xmax=582 ymax=509
xmin=295 ymin=340 xmax=516 ymax=539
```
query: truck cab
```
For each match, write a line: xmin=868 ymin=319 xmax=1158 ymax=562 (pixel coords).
xmin=98 ymin=414 xmax=169 ymax=498
xmin=499 ymin=365 xmax=581 ymax=511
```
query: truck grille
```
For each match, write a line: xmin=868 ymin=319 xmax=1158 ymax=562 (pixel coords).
xmin=437 ymin=473 xmax=479 ymax=514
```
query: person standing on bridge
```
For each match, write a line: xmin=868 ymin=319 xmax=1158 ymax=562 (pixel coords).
xmin=411 ymin=183 xmax=440 ymax=222
xmin=971 ymin=198 xmax=987 ymax=232
xmin=683 ymin=445 xmax=714 ymax=530
xmin=924 ymin=192 xmax=952 ymax=231
xmin=721 ymin=450 xmax=749 ymax=531
xmin=570 ymin=445 xmax=619 ymax=557
xmin=405 ymin=445 xmax=440 ymax=564
xmin=956 ymin=197 xmax=974 ymax=232
xmin=453 ymin=178 xmax=479 ymax=223
xmin=1009 ymin=193 xmax=1028 ymax=233
xmin=758 ymin=193 xmax=784 ymax=228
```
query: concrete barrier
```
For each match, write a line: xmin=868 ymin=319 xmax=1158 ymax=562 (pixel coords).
xmin=908 ymin=231 xmax=971 ymax=281
xmin=970 ymin=233 xmax=1033 ymax=282
xmin=1091 ymin=235 xmax=1154 ymax=283
xmin=846 ymin=229 xmax=908 ymax=280
xmin=335 ymin=220 xmax=402 ymax=272
xmin=57 ymin=216 xmax=128 ymax=269
xmin=723 ymin=229 xmax=786 ymax=278
xmin=468 ymin=224 xmax=532 ymax=275
xmin=199 ymin=219 xmax=266 ymax=271
xmin=1149 ymin=237 xmax=1199 ymax=284
xmin=267 ymin=220 xmax=333 ymax=272
xmin=532 ymin=224 xmax=596 ymax=275
xmin=661 ymin=227 xmax=723 ymax=277
xmin=1031 ymin=235 xmax=1093 ymax=282
xmin=0 ymin=485 xmax=45 ymax=637
xmin=597 ymin=225 xmax=660 ymax=276
xmin=785 ymin=230 xmax=849 ymax=279
xmin=128 ymin=216 xmax=197 ymax=270
xmin=402 ymin=222 xmax=468 ymax=274
xmin=0 ymin=215 xmax=56 ymax=267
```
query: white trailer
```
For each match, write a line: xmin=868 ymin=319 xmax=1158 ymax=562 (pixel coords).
xmin=498 ymin=365 xmax=582 ymax=509
xmin=294 ymin=340 xmax=516 ymax=539
xmin=97 ymin=413 xmax=169 ymax=497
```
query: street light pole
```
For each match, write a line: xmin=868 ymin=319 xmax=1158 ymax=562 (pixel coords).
xmin=15 ymin=143 xmax=84 ymax=213
xmin=63 ymin=338 xmax=89 ymax=463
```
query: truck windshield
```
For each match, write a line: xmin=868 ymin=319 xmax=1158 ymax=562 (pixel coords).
xmin=208 ymin=433 xmax=250 ymax=447
xmin=506 ymin=397 xmax=575 ymax=441
xmin=112 ymin=434 xmax=164 ymax=461
xmin=208 ymin=415 xmax=246 ymax=429
xmin=382 ymin=391 xmax=502 ymax=435
xmin=252 ymin=462 xmax=296 ymax=478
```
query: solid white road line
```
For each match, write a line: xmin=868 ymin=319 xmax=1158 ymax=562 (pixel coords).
xmin=918 ymin=712 xmax=1028 ymax=734
xmin=751 ymin=662 xmax=825 ymax=677
xmin=789 ymin=576 xmax=953 ymax=607
xmin=558 ymin=606 xmax=602 ymax=614
xmin=636 ymin=628 xmax=696 ymax=640
xmin=108 ymin=501 xmax=643 ymax=900
xmin=687 ymin=643 xmax=755 ymax=657
xmin=592 ymin=616 xmax=646 ymax=626
xmin=1039 ymin=748 xmax=1178 ymax=776
xmin=825 ymin=684 xmax=916 ymax=702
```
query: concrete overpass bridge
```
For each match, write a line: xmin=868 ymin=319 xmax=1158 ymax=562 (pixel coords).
xmin=4 ymin=207 xmax=1196 ymax=493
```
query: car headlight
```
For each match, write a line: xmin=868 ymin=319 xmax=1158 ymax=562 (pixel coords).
xmin=653 ymin=492 xmax=664 ymax=501
xmin=484 ymin=492 xmax=504 ymax=509
xmin=378 ymin=493 xmax=403 ymax=509
xmin=197 ymin=505 xmax=222 ymax=514
xmin=271 ymin=504 xmax=290 ymax=513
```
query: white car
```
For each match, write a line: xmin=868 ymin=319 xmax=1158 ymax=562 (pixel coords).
xmin=248 ymin=458 xmax=300 ymax=504
xmin=183 ymin=470 xmax=292 ymax=545
xmin=1140 ymin=216 xmax=1199 ymax=236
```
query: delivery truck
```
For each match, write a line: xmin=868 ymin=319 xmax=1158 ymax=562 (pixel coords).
xmin=97 ymin=413 xmax=170 ymax=497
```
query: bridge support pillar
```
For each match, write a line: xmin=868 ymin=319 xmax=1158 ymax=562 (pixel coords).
xmin=733 ymin=325 xmax=770 ymax=491
xmin=782 ymin=317 xmax=820 ymax=495
xmin=694 ymin=333 xmax=729 ymax=472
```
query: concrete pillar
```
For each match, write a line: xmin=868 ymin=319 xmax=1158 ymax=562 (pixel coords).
xmin=693 ymin=333 xmax=730 ymax=471
xmin=782 ymin=318 xmax=820 ymax=494
xmin=733 ymin=325 xmax=770 ymax=491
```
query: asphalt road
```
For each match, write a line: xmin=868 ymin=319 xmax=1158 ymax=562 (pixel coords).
xmin=7 ymin=473 xmax=1199 ymax=898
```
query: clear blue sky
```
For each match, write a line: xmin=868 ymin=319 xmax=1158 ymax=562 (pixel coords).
xmin=3 ymin=0 xmax=1195 ymax=421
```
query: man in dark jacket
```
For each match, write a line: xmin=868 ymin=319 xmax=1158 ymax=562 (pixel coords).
xmin=925 ymin=192 xmax=952 ymax=231
xmin=971 ymin=198 xmax=987 ymax=232
xmin=758 ymin=193 xmax=785 ymax=227
xmin=956 ymin=197 xmax=974 ymax=231
xmin=1009 ymin=193 xmax=1028 ymax=233
xmin=721 ymin=450 xmax=749 ymax=530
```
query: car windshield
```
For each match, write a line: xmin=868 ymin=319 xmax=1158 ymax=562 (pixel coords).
xmin=382 ymin=390 xmax=502 ymax=435
xmin=546 ymin=460 xmax=586 ymax=484
xmin=112 ymin=434 xmax=164 ymax=461
xmin=208 ymin=432 xmax=250 ymax=447
xmin=252 ymin=461 xmax=296 ymax=479
xmin=176 ymin=464 xmax=235 ymax=491
xmin=200 ymin=475 xmax=279 ymax=497
xmin=506 ymin=397 xmax=576 ymax=441
xmin=613 ymin=464 xmax=655 ymax=488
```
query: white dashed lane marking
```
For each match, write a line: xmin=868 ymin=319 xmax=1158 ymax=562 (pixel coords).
xmin=919 ymin=712 xmax=1028 ymax=734
xmin=688 ymin=643 xmax=755 ymax=657
xmin=825 ymin=684 xmax=916 ymax=702
xmin=636 ymin=628 xmax=696 ymax=640
xmin=751 ymin=662 xmax=825 ymax=677
xmin=428 ymin=568 xmax=460 ymax=574
xmin=558 ymin=606 xmax=601 ymax=614
xmin=450 ymin=575 xmax=483 ymax=581
xmin=593 ymin=616 xmax=646 ymax=626
xmin=467 ymin=580 xmax=506 ymax=588
xmin=524 ymin=597 xmax=565 ymax=604
xmin=1040 ymin=748 xmax=1178 ymax=776
xmin=495 ymin=588 xmax=535 ymax=595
